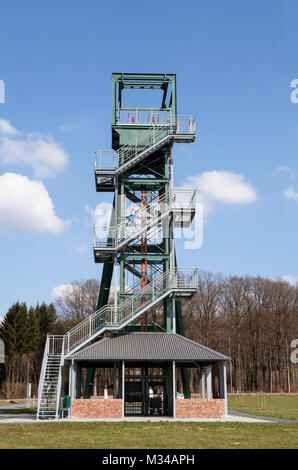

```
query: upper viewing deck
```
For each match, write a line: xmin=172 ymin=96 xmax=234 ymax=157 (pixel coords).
xmin=94 ymin=74 xmax=196 ymax=191
xmin=111 ymin=73 xmax=179 ymax=148
xmin=111 ymin=73 xmax=177 ymax=124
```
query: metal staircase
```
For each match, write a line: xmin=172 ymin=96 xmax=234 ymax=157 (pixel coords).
xmin=37 ymin=74 xmax=199 ymax=418
xmin=94 ymin=115 xmax=195 ymax=191
xmin=37 ymin=336 xmax=64 ymax=420
xmin=36 ymin=267 xmax=197 ymax=419
xmin=93 ymin=189 xmax=196 ymax=262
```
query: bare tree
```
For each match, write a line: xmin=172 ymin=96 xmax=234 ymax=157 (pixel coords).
xmin=54 ymin=279 xmax=100 ymax=327
xmin=184 ymin=271 xmax=223 ymax=349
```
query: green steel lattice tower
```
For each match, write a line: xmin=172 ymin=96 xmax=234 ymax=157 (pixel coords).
xmin=85 ymin=73 xmax=197 ymax=398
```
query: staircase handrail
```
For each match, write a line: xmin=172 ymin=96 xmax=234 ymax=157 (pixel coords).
xmin=37 ymin=334 xmax=50 ymax=419
xmin=55 ymin=336 xmax=65 ymax=419
xmin=94 ymin=115 xmax=196 ymax=171
xmin=94 ymin=189 xmax=196 ymax=248
xmin=64 ymin=268 xmax=197 ymax=355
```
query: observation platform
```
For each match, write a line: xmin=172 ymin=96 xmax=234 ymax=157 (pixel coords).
xmin=93 ymin=190 xmax=196 ymax=262
xmin=94 ymin=114 xmax=196 ymax=192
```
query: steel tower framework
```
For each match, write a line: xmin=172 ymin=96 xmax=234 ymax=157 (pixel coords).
xmin=87 ymin=73 xmax=196 ymax=398
xmin=36 ymin=73 xmax=198 ymax=419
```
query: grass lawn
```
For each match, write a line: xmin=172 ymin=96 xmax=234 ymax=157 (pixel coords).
xmin=228 ymin=394 xmax=298 ymax=420
xmin=0 ymin=422 xmax=297 ymax=449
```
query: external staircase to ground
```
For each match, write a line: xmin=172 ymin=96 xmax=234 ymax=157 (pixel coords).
xmin=37 ymin=267 xmax=198 ymax=419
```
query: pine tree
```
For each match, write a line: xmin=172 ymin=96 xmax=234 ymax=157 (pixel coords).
xmin=0 ymin=302 xmax=28 ymax=356
xmin=35 ymin=302 xmax=57 ymax=348
xmin=27 ymin=306 xmax=41 ymax=353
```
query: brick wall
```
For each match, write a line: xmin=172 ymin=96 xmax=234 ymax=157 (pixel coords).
xmin=71 ymin=399 xmax=122 ymax=418
xmin=175 ymin=398 xmax=225 ymax=418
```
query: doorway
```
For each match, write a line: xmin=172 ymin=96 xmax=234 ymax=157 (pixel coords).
xmin=124 ymin=375 xmax=171 ymax=417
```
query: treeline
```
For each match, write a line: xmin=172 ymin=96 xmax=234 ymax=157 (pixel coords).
xmin=0 ymin=281 xmax=100 ymax=398
xmin=0 ymin=274 xmax=297 ymax=398
xmin=183 ymin=272 xmax=298 ymax=393
xmin=0 ymin=302 xmax=58 ymax=398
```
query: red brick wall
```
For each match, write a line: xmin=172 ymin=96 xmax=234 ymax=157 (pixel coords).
xmin=71 ymin=399 xmax=122 ymax=418
xmin=175 ymin=399 xmax=225 ymax=418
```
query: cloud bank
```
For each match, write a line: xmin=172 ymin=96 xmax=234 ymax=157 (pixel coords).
xmin=0 ymin=172 xmax=70 ymax=234
xmin=0 ymin=119 xmax=69 ymax=178
xmin=183 ymin=170 xmax=258 ymax=214
xmin=284 ymin=186 xmax=298 ymax=202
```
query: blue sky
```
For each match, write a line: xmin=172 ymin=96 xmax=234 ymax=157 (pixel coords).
xmin=0 ymin=0 xmax=298 ymax=315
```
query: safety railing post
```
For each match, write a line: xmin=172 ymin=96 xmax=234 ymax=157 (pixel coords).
xmin=113 ymin=305 xmax=118 ymax=324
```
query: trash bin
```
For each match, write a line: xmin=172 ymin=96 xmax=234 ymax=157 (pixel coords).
xmin=63 ymin=395 xmax=71 ymax=409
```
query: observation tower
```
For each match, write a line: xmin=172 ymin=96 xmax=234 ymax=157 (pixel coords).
xmin=37 ymin=74 xmax=228 ymax=420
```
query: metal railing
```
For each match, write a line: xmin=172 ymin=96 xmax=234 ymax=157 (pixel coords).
xmin=94 ymin=150 xmax=118 ymax=170
xmin=37 ymin=268 xmax=198 ymax=417
xmin=37 ymin=335 xmax=65 ymax=420
xmin=55 ymin=336 xmax=65 ymax=419
xmin=63 ymin=268 xmax=198 ymax=355
xmin=116 ymin=108 xmax=172 ymax=125
xmin=94 ymin=115 xmax=196 ymax=171
xmin=49 ymin=335 xmax=64 ymax=355
xmin=37 ymin=335 xmax=49 ymax=418
xmin=174 ymin=115 xmax=196 ymax=135
xmin=94 ymin=189 xmax=196 ymax=248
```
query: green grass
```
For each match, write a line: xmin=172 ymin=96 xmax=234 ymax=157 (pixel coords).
xmin=0 ymin=422 xmax=297 ymax=449
xmin=228 ymin=394 xmax=298 ymax=421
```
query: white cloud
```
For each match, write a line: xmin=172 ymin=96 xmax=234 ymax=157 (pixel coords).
xmin=281 ymin=275 xmax=298 ymax=286
xmin=0 ymin=119 xmax=18 ymax=135
xmin=0 ymin=172 xmax=71 ymax=234
xmin=284 ymin=185 xmax=298 ymax=202
xmin=0 ymin=119 xmax=69 ymax=178
xmin=183 ymin=170 xmax=258 ymax=214
xmin=51 ymin=282 xmax=78 ymax=300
